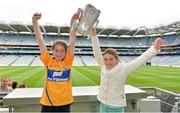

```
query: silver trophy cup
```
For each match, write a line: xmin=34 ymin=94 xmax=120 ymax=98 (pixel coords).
xmin=76 ymin=4 xmax=101 ymax=36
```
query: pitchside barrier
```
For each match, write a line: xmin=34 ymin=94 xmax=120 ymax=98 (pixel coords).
xmin=1 ymin=85 xmax=180 ymax=112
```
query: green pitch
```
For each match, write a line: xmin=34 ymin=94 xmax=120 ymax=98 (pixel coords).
xmin=0 ymin=66 xmax=180 ymax=92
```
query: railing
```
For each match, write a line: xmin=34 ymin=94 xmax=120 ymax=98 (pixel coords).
xmin=140 ymin=87 xmax=180 ymax=113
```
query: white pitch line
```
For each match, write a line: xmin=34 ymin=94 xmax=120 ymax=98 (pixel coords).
xmin=18 ymin=67 xmax=44 ymax=83
xmin=73 ymin=68 xmax=98 ymax=86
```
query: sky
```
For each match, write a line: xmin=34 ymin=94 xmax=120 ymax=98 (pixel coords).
xmin=0 ymin=0 xmax=180 ymax=29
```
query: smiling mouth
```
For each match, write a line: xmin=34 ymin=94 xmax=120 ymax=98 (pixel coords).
xmin=56 ymin=55 xmax=64 ymax=60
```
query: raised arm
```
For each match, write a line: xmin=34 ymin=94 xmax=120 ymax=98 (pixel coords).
xmin=90 ymin=28 xmax=104 ymax=67
xmin=32 ymin=13 xmax=47 ymax=55
xmin=125 ymin=38 xmax=163 ymax=74
xmin=68 ymin=12 xmax=80 ymax=54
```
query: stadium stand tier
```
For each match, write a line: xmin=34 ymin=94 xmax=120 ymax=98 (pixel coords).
xmin=0 ymin=23 xmax=180 ymax=67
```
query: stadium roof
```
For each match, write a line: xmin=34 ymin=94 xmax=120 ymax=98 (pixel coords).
xmin=0 ymin=21 xmax=180 ymax=37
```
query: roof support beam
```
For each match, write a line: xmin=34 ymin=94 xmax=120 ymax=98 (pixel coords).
xmin=58 ymin=26 xmax=61 ymax=35
xmin=109 ymin=29 xmax=119 ymax=36
xmin=97 ymin=28 xmax=106 ymax=35
xmin=42 ymin=26 xmax=47 ymax=34
xmin=7 ymin=24 xmax=17 ymax=32
xmin=24 ymin=24 xmax=32 ymax=33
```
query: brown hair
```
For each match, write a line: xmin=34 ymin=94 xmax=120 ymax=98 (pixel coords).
xmin=1 ymin=76 xmax=10 ymax=81
xmin=52 ymin=40 xmax=68 ymax=52
xmin=103 ymin=48 xmax=120 ymax=61
xmin=18 ymin=83 xmax=27 ymax=88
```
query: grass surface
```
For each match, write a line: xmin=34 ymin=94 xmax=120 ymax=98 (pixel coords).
xmin=0 ymin=66 xmax=180 ymax=92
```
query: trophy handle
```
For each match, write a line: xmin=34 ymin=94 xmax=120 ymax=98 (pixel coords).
xmin=94 ymin=19 xmax=99 ymax=28
xmin=77 ymin=8 xmax=83 ymax=23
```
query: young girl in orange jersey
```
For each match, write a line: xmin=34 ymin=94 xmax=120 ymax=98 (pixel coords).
xmin=32 ymin=12 xmax=79 ymax=112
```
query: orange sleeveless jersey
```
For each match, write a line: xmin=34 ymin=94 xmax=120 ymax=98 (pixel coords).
xmin=40 ymin=51 xmax=74 ymax=106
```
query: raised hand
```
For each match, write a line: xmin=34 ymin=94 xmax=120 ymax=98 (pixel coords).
xmin=69 ymin=12 xmax=80 ymax=54
xmin=32 ymin=12 xmax=47 ymax=54
xmin=154 ymin=37 xmax=164 ymax=51
xmin=70 ymin=12 xmax=80 ymax=32
xmin=89 ymin=27 xmax=97 ymax=37
xmin=32 ymin=13 xmax=42 ymax=22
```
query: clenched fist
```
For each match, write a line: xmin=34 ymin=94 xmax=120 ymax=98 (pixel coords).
xmin=154 ymin=38 xmax=164 ymax=51
xmin=32 ymin=13 xmax=42 ymax=22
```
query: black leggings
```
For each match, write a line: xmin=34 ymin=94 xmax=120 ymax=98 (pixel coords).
xmin=41 ymin=104 xmax=71 ymax=112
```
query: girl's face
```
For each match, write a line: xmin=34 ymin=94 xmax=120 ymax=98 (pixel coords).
xmin=1 ymin=78 xmax=10 ymax=88
xmin=103 ymin=53 xmax=118 ymax=70
xmin=52 ymin=44 xmax=66 ymax=61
